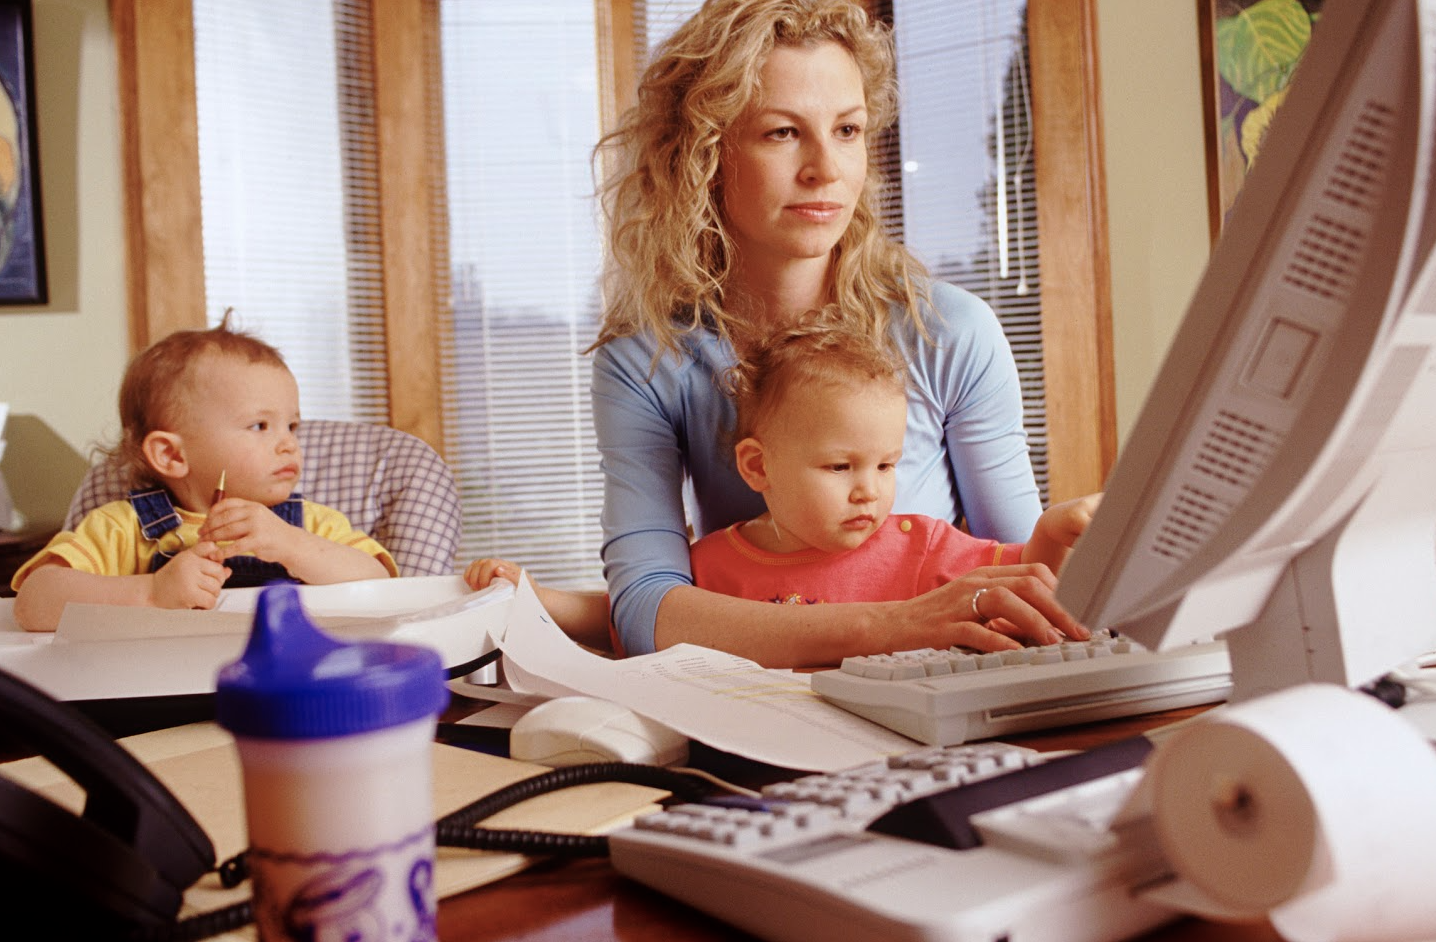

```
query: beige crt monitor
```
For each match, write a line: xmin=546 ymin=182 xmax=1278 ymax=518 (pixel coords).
xmin=1058 ymin=0 xmax=1436 ymax=703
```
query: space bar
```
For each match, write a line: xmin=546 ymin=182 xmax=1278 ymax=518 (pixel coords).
xmin=864 ymin=735 xmax=1153 ymax=851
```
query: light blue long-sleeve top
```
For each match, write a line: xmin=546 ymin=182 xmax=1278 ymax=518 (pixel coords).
xmin=591 ymin=281 xmax=1042 ymax=656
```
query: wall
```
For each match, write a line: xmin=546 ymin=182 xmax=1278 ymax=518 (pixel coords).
xmin=0 ymin=0 xmax=1217 ymax=523
xmin=0 ymin=0 xmax=128 ymax=526
xmin=1096 ymin=0 xmax=1214 ymax=441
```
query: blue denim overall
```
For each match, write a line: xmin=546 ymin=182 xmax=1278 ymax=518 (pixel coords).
xmin=128 ymin=486 xmax=305 ymax=588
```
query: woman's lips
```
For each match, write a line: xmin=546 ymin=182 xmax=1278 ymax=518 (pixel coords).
xmin=787 ymin=202 xmax=844 ymax=223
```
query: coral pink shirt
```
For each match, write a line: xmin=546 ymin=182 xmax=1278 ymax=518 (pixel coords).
xmin=689 ymin=513 xmax=1024 ymax=605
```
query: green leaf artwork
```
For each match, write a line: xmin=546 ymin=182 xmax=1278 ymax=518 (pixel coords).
xmin=1216 ymin=0 xmax=1311 ymax=106
xmin=1211 ymin=0 xmax=1323 ymax=224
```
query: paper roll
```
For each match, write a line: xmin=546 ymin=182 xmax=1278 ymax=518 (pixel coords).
xmin=1147 ymin=682 xmax=1436 ymax=940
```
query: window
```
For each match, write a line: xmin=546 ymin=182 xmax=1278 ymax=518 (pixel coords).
xmin=885 ymin=0 xmax=1050 ymax=499
xmin=115 ymin=0 xmax=1111 ymax=585
xmin=192 ymin=0 xmax=388 ymax=424
xmin=438 ymin=1 xmax=607 ymax=585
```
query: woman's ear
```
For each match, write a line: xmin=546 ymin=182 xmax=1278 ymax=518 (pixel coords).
xmin=140 ymin=431 xmax=188 ymax=480
xmin=734 ymin=437 xmax=770 ymax=492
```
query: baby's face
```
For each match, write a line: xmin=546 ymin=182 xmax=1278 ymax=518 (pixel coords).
xmin=757 ymin=378 xmax=906 ymax=553
xmin=171 ymin=352 xmax=303 ymax=510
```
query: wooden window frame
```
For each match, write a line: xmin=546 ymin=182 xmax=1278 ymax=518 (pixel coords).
xmin=113 ymin=0 xmax=1111 ymax=495
xmin=111 ymin=0 xmax=447 ymax=452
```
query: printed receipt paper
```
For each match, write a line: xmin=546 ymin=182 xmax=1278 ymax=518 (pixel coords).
xmin=494 ymin=577 xmax=920 ymax=771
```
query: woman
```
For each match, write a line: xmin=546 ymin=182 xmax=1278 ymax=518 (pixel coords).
xmin=590 ymin=0 xmax=1089 ymax=667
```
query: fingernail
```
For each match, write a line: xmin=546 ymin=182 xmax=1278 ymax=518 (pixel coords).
xmin=1044 ymin=629 xmax=1064 ymax=645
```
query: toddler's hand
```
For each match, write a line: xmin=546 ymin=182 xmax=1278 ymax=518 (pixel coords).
xmin=1024 ymin=493 xmax=1102 ymax=574
xmin=151 ymin=541 xmax=231 ymax=610
xmin=201 ymin=498 xmax=304 ymax=565
xmin=464 ymin=557 xmax=523 ymax=590
xmin=1040 ymin=493 xmax=1101 ymax=548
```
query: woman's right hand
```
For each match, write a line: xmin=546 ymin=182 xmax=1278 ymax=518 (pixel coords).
xmin=887 ymin=564 xmax=1090 ymax=653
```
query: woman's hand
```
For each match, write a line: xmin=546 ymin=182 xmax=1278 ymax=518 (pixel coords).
xmin=886 ymin=564 xmax=1090 ymax=653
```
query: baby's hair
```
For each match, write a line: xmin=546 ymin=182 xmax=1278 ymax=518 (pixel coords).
xmin=112 ymin=310 xmax=288 ymax=484
xmin=728 ymin=312 xmax=907 ymax=443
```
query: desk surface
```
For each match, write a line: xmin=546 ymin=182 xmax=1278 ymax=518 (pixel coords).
xmin=434 ymin=702 xmax=1281 ymax=941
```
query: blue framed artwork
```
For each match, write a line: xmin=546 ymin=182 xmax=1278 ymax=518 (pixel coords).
xmin=0 ymin=0 xmax=43 ymax=305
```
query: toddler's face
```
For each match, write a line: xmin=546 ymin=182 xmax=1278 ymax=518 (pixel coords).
xmin=172 ymin=352 xmax=303 ymax=509
xmin=757 ymin=378 xmax=906 ymax=553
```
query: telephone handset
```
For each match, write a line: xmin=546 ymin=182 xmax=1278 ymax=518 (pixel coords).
xmin=0 ymin=666 xmax=216 ymax=939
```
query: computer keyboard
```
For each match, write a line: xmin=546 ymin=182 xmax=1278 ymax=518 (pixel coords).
xmin=609 ymin=736 xmax=1179 ymax=940
xmin=809 ymin=630 xmax=1232 ymax=745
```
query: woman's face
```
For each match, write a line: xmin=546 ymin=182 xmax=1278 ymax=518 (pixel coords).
xmin=720 ymin=41 xmax=868 ymax=279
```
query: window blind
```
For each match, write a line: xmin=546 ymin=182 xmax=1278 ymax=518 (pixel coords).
xmin=887 ymin=0 xmax=1049 ymax=500
xmin=192 ymin=0 xmax=388 ymax=425
xmin=186 ymin=0 xmax=1049 ymax=592
xmin=438 ymin=1 xmax=608 ymax=588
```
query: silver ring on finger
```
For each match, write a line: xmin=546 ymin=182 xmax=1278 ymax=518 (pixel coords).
xmin=971 ymin=587 xmax=991 ymax=624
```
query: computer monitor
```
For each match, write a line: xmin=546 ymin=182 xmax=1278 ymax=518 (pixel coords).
xmin=1058 ymin=0 xmax=1436 ymax=703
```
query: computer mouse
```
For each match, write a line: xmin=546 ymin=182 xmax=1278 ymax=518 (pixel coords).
xmin=509 ymin=696 xmax=689 ymax=767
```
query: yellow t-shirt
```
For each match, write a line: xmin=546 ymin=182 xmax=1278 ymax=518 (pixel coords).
xmin=11 ymin=498 xmax=398 ymax=590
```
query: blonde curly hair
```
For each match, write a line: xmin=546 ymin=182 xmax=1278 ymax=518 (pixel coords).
xmin=592 ymin=0 xmax=930 ymax=360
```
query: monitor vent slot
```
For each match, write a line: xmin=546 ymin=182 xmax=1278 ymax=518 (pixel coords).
xmin=1282 ymin=213 xmax=1366 ymax=301
xmin=1152 ymin=485 xmax=1235 ymax=562
xmin=1321 ymin=100 xmax=1395 ymax=214
xmin=1191 ymin=410 xmax=1281 ymax=490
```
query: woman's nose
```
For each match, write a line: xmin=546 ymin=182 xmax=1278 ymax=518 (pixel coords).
xmin=802 ymin=139 xmax=841 ymax=184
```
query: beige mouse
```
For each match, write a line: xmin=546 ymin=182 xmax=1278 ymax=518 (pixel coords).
xmin=509 ymin=695 xmax=689 ymax=767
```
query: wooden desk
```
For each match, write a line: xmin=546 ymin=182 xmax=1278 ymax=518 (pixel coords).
xmin=433 ymin=704 xmax=1281 ymax=941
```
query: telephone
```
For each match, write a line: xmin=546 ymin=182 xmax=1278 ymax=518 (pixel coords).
xmin=0 ymin=665 xmax=216 ymax=939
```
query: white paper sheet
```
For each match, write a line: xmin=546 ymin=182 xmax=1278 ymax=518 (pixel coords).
xmin=492 ymin=576 xmax=920 ymax=772
xmin=0 ymin=577 xmax=512 ymax=702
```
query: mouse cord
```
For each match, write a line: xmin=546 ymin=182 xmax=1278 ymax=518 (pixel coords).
xmin=213 ymin=762 xmax=716 ymax=894
xmin=435 ymin=762 xmax=716 ymax=856
xmin=134 ymin=897 xmax=253 ymax=941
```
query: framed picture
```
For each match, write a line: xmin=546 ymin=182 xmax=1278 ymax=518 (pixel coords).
xmin=1199 ymin=0 xmax=1324 ymax=242
xmin=0 ymin=0 xmax=43 ymax=305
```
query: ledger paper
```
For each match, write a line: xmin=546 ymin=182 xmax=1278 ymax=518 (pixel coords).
xmin=494 ymin=578 xmax=920 ymax=772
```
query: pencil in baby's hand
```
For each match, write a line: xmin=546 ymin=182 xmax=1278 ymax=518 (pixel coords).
xmin=211 ymin=470 xmax=226 ymax=507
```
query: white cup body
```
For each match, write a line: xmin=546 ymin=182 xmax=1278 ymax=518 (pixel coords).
xmin=234 ymin=716 xmax=437 ymax=941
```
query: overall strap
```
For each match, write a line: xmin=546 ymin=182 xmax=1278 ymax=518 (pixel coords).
xmin=128 ymin=486 xmax=183 ymax=541
xmin=131 ymin=489 xmax=308 ymax=583
xmin=128 ymin=487 xmax=185 ymax=574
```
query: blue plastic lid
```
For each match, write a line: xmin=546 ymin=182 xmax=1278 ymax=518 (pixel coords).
xmin=216 ymin=584 xmax=449 ymax=739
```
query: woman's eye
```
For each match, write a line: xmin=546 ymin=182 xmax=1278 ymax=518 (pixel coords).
xmin=836 ymin=123 xmax=863 ymax=139
xmin=767 ymin=126 xmax=798 ymax=141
